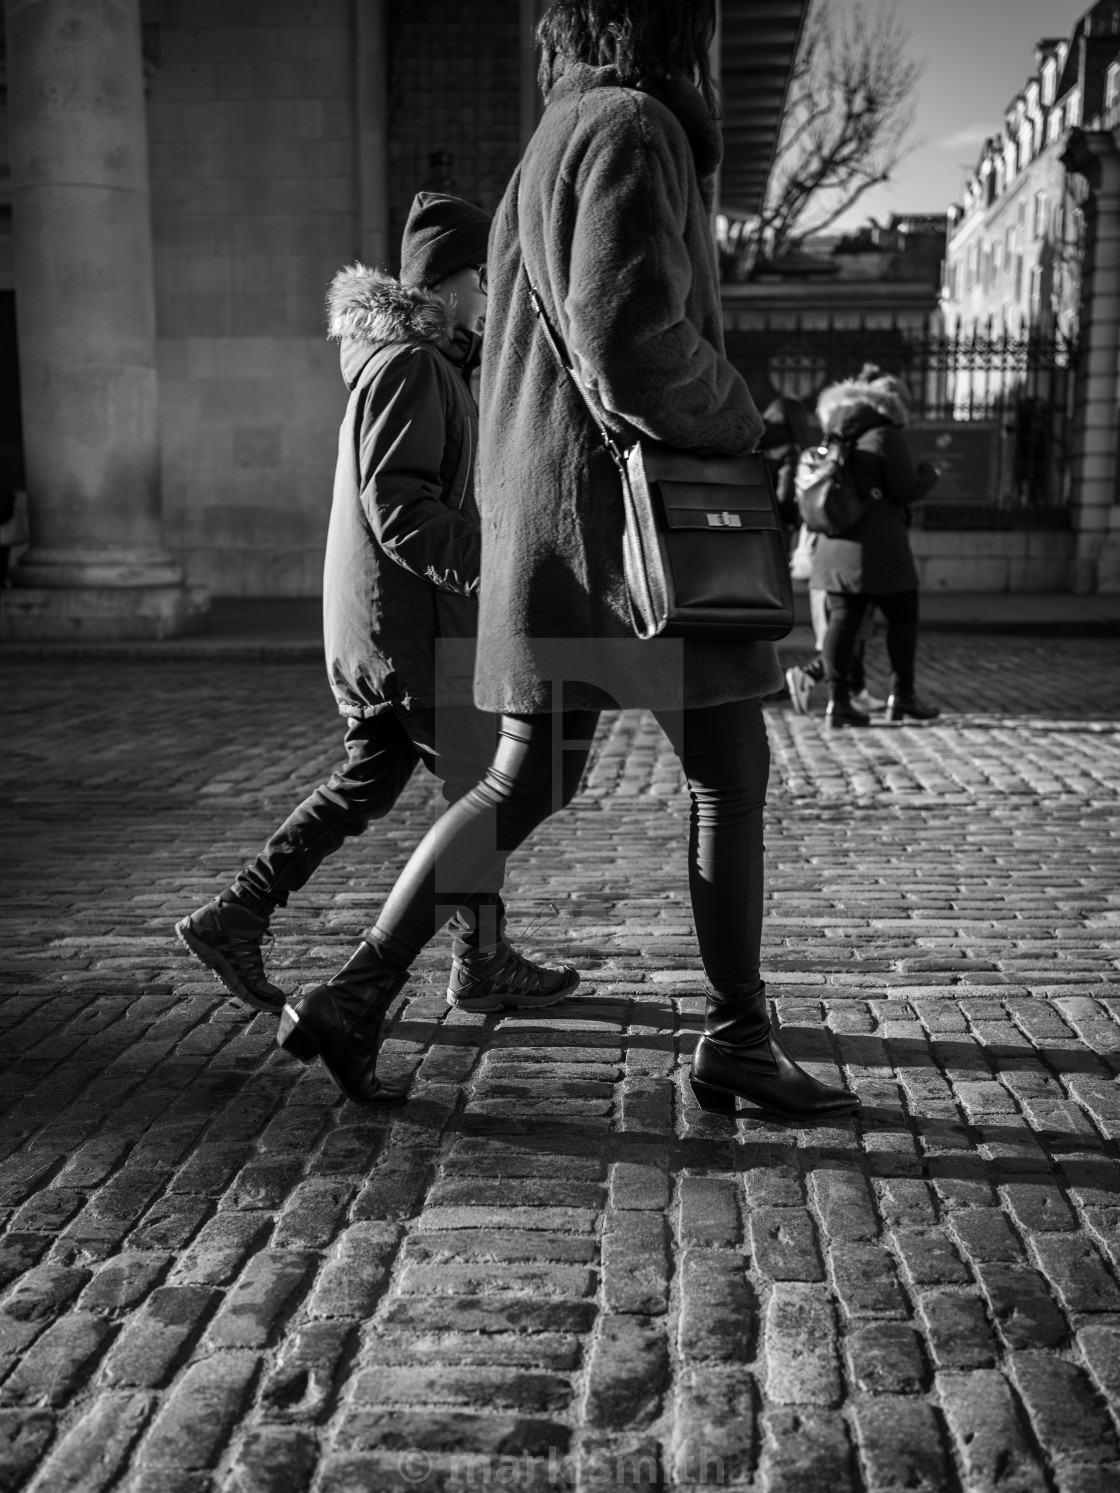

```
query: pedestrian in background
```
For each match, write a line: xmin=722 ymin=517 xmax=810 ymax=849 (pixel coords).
xmin=275 ymin=0 xmax=859 ymax=1123
xmin=758 ymin=390 xmax=812 ymax=535
xmin=176 ymin=192 xmax=577 ymax=1049
xmin=811 ymin=368 xmax=940 ymax=728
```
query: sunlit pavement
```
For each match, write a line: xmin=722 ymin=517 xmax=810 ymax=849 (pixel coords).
xmin=1 ymin=637 xmax=1119 ymax=1491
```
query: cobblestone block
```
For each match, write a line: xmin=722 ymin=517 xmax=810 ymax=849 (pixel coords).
xmin=671 ymin=1367 xmax=755 ymax=1488
xmin=872 ymin=1179 xmax=938 ymax=1228
xmin=891 ymin=1228 xmax=971 ymax=1287
xmin=0 ymin=1310 xmax=110 ymax=1406
xmin=828 ymin=1243 xmax=907 ymax=1318
xmin=201 ymin=1251 xmax=312 ymax=1350
xmin=937 ymin=1369 xmax=1048 ymax=1493
xmin=351 ymin=1365 xmax=570 ymax=1416
xmin=749 ymin=1208 xmax=824 ymax=1282
xmin=976 ymin=1262 xmax=1068 ymax=1349
xmin=916 ymin=1290 xmax=998 ymax=1370
xmin=948 ymin=1208 xmax=1025 ymax=1264
xmin=351 ymin=1163 xmax=431 ymax=1222
xmin=241 ymin=1303 xmax=349 ymax=1436
xmin=677 ymin=1177 xmax=740 ymax=1247
xmin=759 ymin=1406 xmax=854 ymax=1493
xmin=1077 ymin=1324 xmax=1120 ymax=1406
xmin=850 ymin=1396 xmax=952 ymax=1492
xmin=270 ymin=1179 xmax=354 ymax=1251
xmin=678 ymin=1250 xmax=753 ymax=1362
xmin=166 ymin=1146 xmax=251 ymax=1197
xmin=809 ymin=1165 xmax=879 ymax=1242
xmin=374 ymin=1331 xmax=580 ymax=1370
xmin=1028 ymin=1233 xmax=1120 ymax=1313
xmin=583 ymin=1316 xmax=667 ymax=1430
xmin=305 ymin=1222 xmax=400 ymax=1320
xmin=397 ymin=1262 xmax=596 ymax=1299
xmin=763 ymin=1285 xmax=841 ymax=1407
xmin=0 ymin=1408 xmax=53 ymax=1489
xmin=222 ymin=1157 xmax=306 ymax=1213
xmin=22 ymin=1390 xmax=151 ymax=1492
xmin=331 ymin=1407 xmax=569 ymax=1458
xmin=606 ymin=1162 xmax=668 ymax=1211
xmin=1001 ymin=1178 xmax=1079 ymax=1233
xmin=1010 ymin=1351 xmax=1120 ymax=1469
xmin=845 ymin=1322 xmax=926 ymax=1394
xmin=222 ymin=1425 xmax=318 ymax=1493
xmin=0 ymin=1235 xmax=49 ymax=1291
xmin=742 ymin=1147 xmax=803 ymax=1208
xmin=169 ymin=1213 xmax=269 ymax=1286
xmin=135 ymin=1352 xmax=258 ymax=1473
xmin=0 ymin=1264 xmax=90 ymax=1363
xmin=602 ymin=1212 xmax=668 ymax=1316
xmin=98 ymin=1285 xmax=217 ymax=1388
xmin=377 ymin=1295 xmax=597 ymax=1337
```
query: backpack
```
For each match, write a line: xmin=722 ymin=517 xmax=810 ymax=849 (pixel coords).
xmin=794 ymin=436 xmax=872 ymax=537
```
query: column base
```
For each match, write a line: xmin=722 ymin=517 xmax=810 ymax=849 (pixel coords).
xmin=0 ymin=583 xmax=210 ymax=640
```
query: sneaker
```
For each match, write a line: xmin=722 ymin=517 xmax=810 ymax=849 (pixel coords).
xmin=850 ymin=687 xmax=886 ymax=713
xmin=175 ymin=898 xmax=286 ymax=1013
xmin=447 ymin=942 xmax=580 ymax=1012
xmin=785 ymin=665 xmax=814 ymax=716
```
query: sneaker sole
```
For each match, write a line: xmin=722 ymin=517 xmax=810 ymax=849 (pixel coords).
xmin=784 ymin=670 xmax=812 ymax=716
xmin=175 ymin=919 xmax=285 ymax=1015
xmin=446 ymin=967 xmax=581 ymax=1012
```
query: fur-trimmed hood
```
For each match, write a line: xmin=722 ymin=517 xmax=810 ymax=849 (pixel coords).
xmin=816 ymin=379 xmax=909 ymax=438
xmin=326 ymin=263 xmax=454 ymax=350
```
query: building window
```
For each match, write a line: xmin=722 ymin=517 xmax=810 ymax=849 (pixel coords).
xmin=1033 ymin=191 xmax=1048 ymax=240
xmin=992 ymin=241 xmax=1002 ymax=278
xmin=1030 ymin=263 xmax=1043 ymax=318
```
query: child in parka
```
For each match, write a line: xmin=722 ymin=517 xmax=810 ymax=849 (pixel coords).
xmin=176 ymin=194 xmax=578 ymax=1101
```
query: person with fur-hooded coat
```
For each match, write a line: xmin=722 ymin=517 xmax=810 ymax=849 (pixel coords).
xmin=175 ymin=192 xmax=578 ymax=1057
xmin=810 ymin=373 xmax=940 ymax=726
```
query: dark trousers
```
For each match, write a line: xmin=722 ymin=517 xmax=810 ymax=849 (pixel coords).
xmin=232 ymin=705 xmax=505 ymax=947
xmin=822 ymin=590 xmax=920 ymax=697
xmin=365 ymin=698 xmax=770 ymax=991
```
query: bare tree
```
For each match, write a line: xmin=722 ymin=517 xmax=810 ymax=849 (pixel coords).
xmin=736 ymin=0 xmax=923 ymax=266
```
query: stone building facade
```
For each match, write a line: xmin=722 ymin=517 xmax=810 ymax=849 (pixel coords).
xmin=940 ymin=0 xmax=1120 ymax=592
xmin=0 ymin=0 xmax=808 ymax=636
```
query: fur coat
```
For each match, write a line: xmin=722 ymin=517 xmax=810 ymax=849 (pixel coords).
xmin=808 ymin=380 xmax=938 ymax=595
xmin=322 ymin=265 xmax=482 ymax=718
xmin=474 ymin=62 xmax=782 ymax=712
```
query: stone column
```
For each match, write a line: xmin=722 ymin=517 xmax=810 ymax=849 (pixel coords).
xmin=1 ymin=0 xmax=208 ymax=638
xmin=1061 ymin=128 xmax=1120 ymax=594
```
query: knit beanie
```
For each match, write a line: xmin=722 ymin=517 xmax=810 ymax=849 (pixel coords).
xmin=399 ymin=192 xmax=492 ymax=289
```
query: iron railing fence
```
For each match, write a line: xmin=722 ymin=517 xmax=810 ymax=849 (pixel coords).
xmin=725 ymin=317 xmax=1079 ymax=511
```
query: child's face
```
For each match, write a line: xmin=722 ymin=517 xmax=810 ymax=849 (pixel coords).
xmin=433 ymin=266 xmax=487 ymax=336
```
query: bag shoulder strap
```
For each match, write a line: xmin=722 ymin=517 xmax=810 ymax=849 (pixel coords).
xmin=516 ymin=174 xmax=628 ymax=474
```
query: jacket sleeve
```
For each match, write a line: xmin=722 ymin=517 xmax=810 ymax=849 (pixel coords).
xmin=564 ymin=100 xmax=763 ymax=457
xmin=357 ymin=349 xmax=480 ymax=596
xmin=868 ymin=426 xmax=939 ymax=506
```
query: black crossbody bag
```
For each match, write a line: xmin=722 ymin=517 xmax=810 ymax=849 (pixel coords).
xmin=521 ymin=265 xmax=795 ymax=643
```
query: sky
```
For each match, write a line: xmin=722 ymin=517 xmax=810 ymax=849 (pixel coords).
xmin=820 ymin=0 xmax=1096 ymax=234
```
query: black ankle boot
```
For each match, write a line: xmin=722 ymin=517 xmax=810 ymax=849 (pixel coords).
xmin=689 ymin=984 xmax=859 ymax=1121
xmin=886 ymin=692 xmax=940 ymax=722
xmin=825 ymin=688 xmax=870 ymax=730
xmin=277 ymin=940 xmax=410 ymax=1105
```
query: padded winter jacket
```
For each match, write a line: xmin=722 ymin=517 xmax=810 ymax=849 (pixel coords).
xmin=808 ymin=381 xmax=938 ymax=595
xmin=322 ymin=266 xmax=482 ymax=718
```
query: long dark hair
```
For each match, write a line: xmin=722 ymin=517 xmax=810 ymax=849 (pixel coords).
xmin=536 ymin=0 xmax=718 ymax=113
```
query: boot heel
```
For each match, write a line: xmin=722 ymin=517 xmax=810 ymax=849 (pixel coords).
xmin=689 ymin=1077 xmax=737 ymax=1114
xmin=277 ymin=1006 xmax=318 ymax=1062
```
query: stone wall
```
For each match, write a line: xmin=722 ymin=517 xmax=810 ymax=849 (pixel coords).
xmin=143 ymin=0 xmax=356 ymax=596
xmin=142 ymin=0 xmax=523 ymax=597
xmin=911 ymin=528 xmax=1075 ymax=591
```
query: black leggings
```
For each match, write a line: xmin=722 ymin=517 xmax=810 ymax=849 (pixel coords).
xmin=823 ymin=589 xmax=920 ymax=696
xmin=365 ymin=698 xmax=770 ymax=990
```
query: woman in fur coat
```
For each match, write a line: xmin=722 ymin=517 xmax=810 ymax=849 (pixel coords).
xmin=280 ymin=0 xmax=858 ymax=1123
xmin=810 ymin=372 xmax=940 ymax=727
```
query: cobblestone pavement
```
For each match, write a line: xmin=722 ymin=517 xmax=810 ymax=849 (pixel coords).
xmin=2 ymin=636 xmax=1119 ymax=1492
